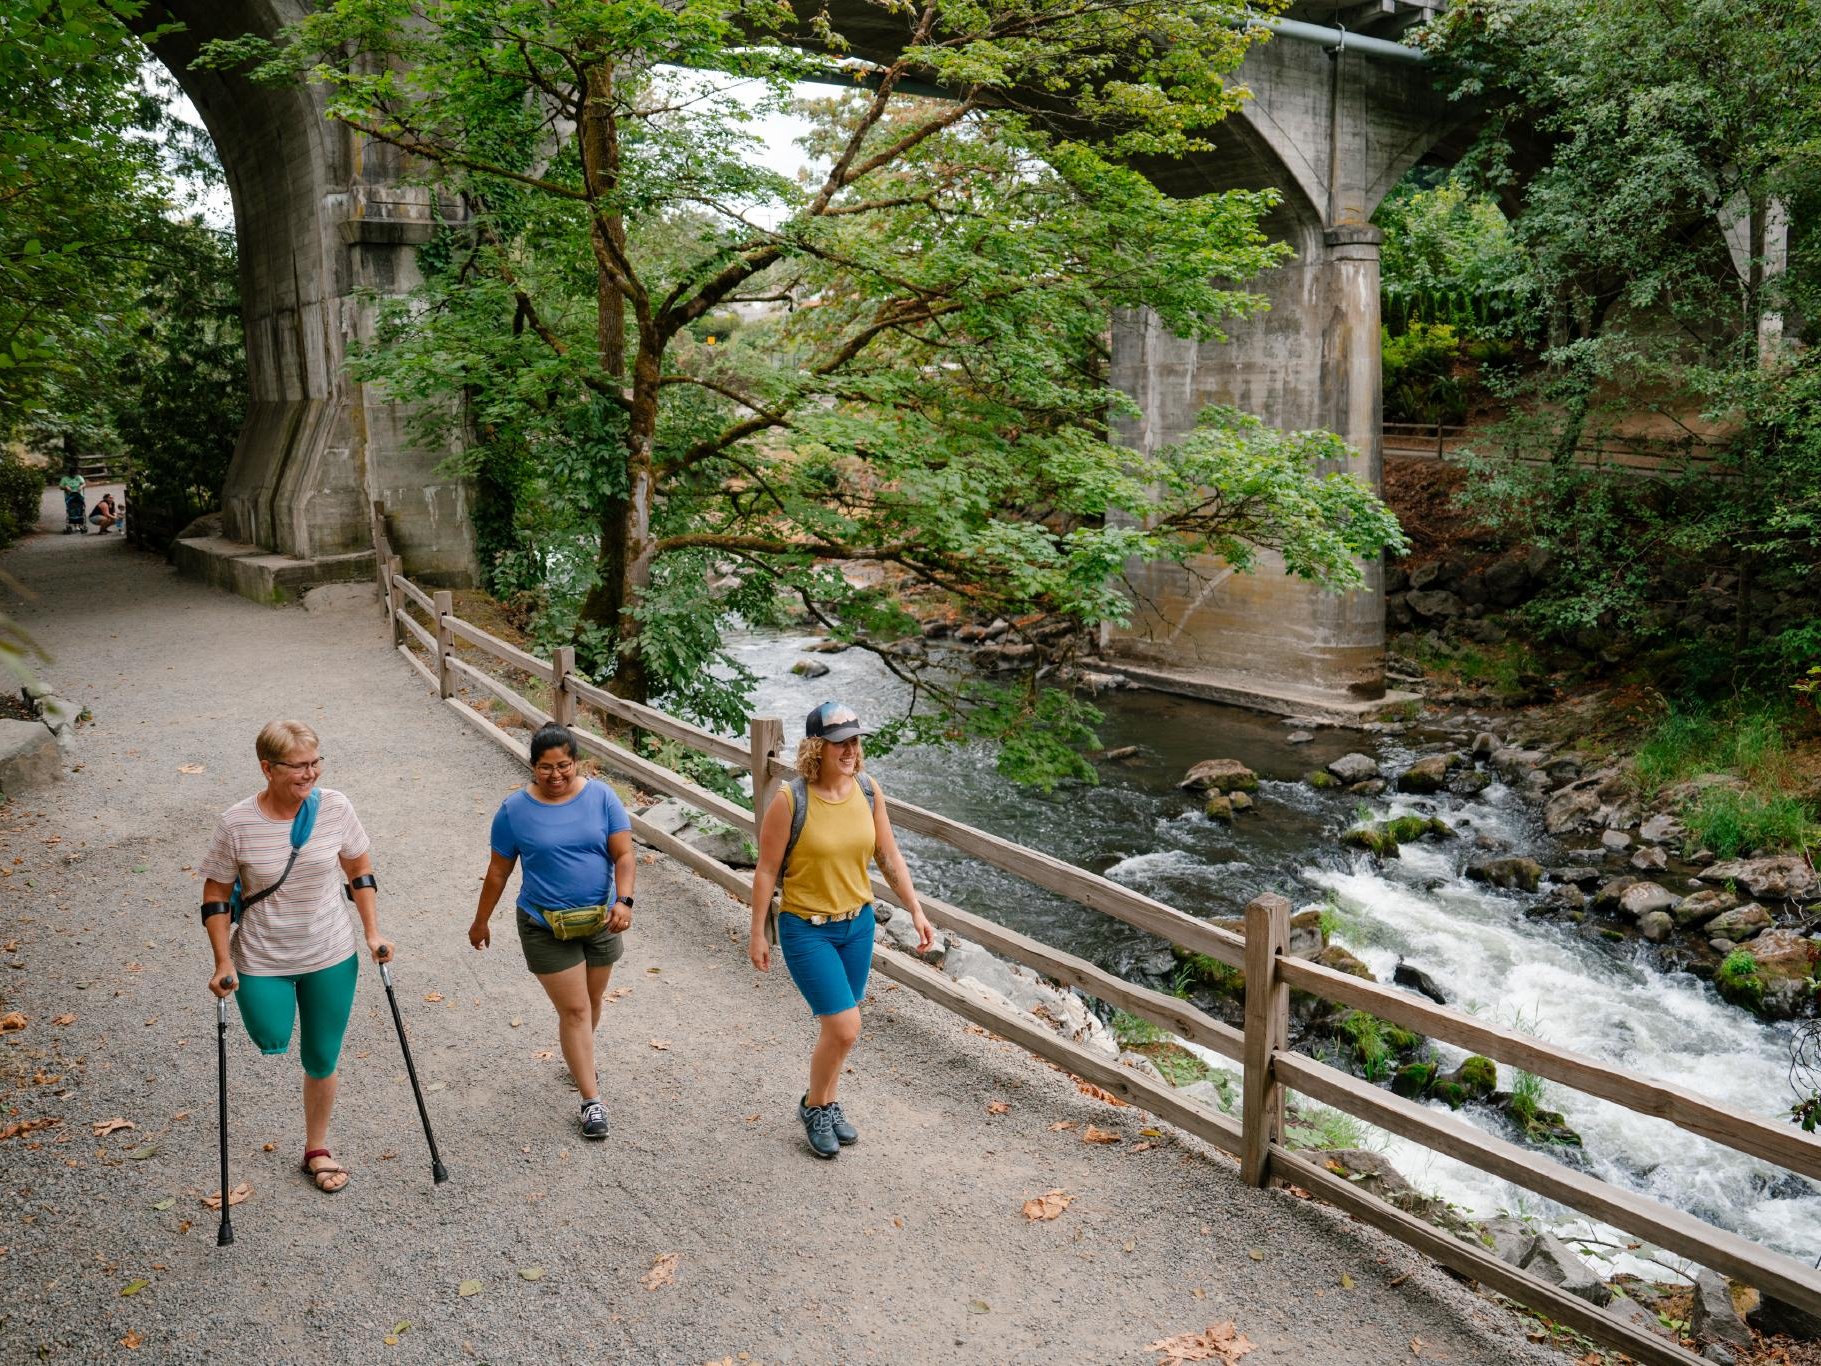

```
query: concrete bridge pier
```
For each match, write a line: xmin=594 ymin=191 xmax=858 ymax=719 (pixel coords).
xmin=1104 ymin=21 xmax=1452 ymax=717
xmin=142 ymin=4 xmax=478 ymax=601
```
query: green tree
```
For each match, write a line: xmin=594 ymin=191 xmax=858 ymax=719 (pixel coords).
xmin=211 ymin=1 xmax=1405 ymax=782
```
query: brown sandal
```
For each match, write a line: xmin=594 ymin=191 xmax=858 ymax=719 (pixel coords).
xmin=301 ymin=1148 xmax=349 ymax=1194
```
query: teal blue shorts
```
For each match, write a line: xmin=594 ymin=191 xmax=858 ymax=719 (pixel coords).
xmin=235 ymin=953 xmax=359 ymax=1079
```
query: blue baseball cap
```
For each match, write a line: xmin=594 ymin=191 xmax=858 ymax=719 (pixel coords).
xmin=805 ymin=701 xmax=867 ymax=743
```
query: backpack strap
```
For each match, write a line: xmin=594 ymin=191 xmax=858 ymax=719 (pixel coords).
xmin=232 ymin=788 xmax=322 ymax=924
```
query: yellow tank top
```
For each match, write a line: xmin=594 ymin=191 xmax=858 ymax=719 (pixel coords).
xmin=779 ymin=780 xmax=878 ymax=919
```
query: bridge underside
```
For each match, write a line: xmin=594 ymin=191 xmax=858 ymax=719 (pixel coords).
xmin=142 ymin=2 xmax=1451 ymax=714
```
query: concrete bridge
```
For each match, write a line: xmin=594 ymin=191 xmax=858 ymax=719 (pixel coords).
xmin=143 ymin=1 xmax=1460 ymax=715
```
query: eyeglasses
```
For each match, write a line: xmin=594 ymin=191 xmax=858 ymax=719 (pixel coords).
xmin=272 ymin=756 xmax=325 ymax=773
xmin=533 ymin=761 xmax=577 ymax=778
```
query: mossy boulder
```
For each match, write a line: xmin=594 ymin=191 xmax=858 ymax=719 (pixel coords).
xmin=1396 ymin=754 xmax=1456 ymax=794
xmin=1342 ymin=815 xmax=1452 ymax=860
xmin=1465 ymin=856 xmax=1543 ymax=893
xmin=1433 ymin=1055 xmax=1498 ymax=1108
xmin=1204 ymin=792 xmax=1233 ymax=824
xmin=1315 ymin=943 xmax=1375 ymax=980
xmin=1384 ymin=814 xmax=1454 ymax=844
xmin=1179 ymin=759 xmax=1259 ymax=793
xmin=1393 ymin=1061 xmax=1438 ymax=1098
xmin=1341 ymin=824 xmax=1400 ymax=858
xmin=1304 ymin=770 xmax=1342 ymax=790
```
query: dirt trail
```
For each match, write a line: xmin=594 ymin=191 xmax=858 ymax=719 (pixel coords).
xmin=0 ymin=490 xmax=1556 ymax=1364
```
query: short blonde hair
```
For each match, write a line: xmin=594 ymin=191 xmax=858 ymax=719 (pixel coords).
xmin=256 ymin=720 xmax=320 ymax=765
xmin=794 ymin=736 xmax=863 ymax=783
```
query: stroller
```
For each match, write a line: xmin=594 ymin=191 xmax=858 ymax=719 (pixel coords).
xmin=62 ymin=485 xmax=87 ymax=534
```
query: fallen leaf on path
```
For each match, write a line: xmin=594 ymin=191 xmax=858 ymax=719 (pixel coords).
xmin=1020 ymin=1190 xmax=1072 ymax=1221
xmin=1247 ymin=1249 xmax=1264 ymax=1262
xmin=606 ymin=987 xmax=631 ymax=1001
xmin=121 ymin=1330 xmax=143 ymax=1349
xmin=1047 ymin=1120 xmax=1077 ymax=1132
xmin=263 ymin=1143 xmax=276 ymax=1152
xmin=1123 ymin=1239 xmax=1136 ymax=1252
xmin=1409 ymin=1338 xmax=1423 ymax=1357
xmin=119 ymin=1279 xmax=149 ymax=1297
xmin=150 ymin=1199 xmax=174 ymax=1212
xmin=1389 ymin=1273 xmax=1410 ymax=1288
xmin=1140 ymin=1127 xmax=1163 ymax=1138
xmin=1145 ymin=1321 xmax=1257 ymax=1364
xmin=423 ymin=992 xmax=444 ymax=1003
xmin=532 ymin=1050 xmax=553 ymax=1060
xmin=0 ymin=1012 xmax=26 ymax=1032
xmin=1132 ymin=1141 xmax=1158 ymax=1152
xmin=1339 ymin=1272 xmax=1355 ymax=1290
xmin=1074 ymin=1080 xmax=1129 ymax=1107
xmin=1082 ymin=1125 xmax=1122 ymax=1145
xmin=649 ymin=1039 xmax=671 ymax=1051
xmin=92 ymin=1117 xmax=134 ymax=1137
xmin=509 ymin=1018 xmax=523 ymax=1028
xmin=967 ymin=1299 xmax=990 ymax=1314
xmin=986 ymin=1100 xmax=1010 ymax=1115
xmin=743 ymin=1114 xmax=759 ymax=1123
xmin=1283 ymin=1185 xmax=1312 ymax=1200
xmin=0 ymin=1118 xmax=59 ymax=1141
xmin=379 ymin=1151 xmax=397 ymax=1161
xmin=457 ymin=1280 xmax=482 ymax=1298
xmin=642 ymin=1252 xmax=678 ymax=1290
xmin=177 ymin=764 xmax=205 ymax=775
xmin=201 ymin=1182 xmax=251 ymax=1210
xmin=519 ymin=1267 xmax=544 ymax=1281
xmin=127 ymin=1144 xmax=159 ymax=1160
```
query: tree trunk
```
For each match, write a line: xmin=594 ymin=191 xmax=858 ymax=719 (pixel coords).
xmin=571 ymin=56 xmax=654 ymax=703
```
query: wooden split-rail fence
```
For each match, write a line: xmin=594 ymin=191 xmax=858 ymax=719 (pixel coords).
xmin=1383 ymin=422 xmax=1731 ymax=480
xmin=371 ymin=502 xmax=1817 ymax=1366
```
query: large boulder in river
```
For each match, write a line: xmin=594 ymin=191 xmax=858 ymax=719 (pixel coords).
xmin=1178 ymin=758 xmax=1259 ymax=793
xmin=1396 ymin=754 xmax=1456 ymax=794
xmin=1465 ymin=856 xmax=1543 ymax=893
xmin=1327 ymin=752 xmax=1380 ymax=784
xmin=1702 ymin=855 xmax=1817 ymax=901
xmin=1673 ymin=888 xmax=1738 ymax=929
xmin=1735 ymin=929 xmax=1820 ymax=1019
xmin=1705 ymin=902 xmax=1771 ymax=941
xmin=1638 ymin=911 xmax=1675 ymax=943
xmin=1617 ymin=882 xmax=1678 ymax=920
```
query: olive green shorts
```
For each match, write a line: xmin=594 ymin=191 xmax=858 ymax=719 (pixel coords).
xmin=516 ymin=911 xmax=625 ymax=976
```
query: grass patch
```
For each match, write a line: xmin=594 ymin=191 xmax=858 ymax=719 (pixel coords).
xmin=1715 ymin=948 xmax=1766 ymax=1012
xmin=1631 ymin=697 xmax=1815 ymax=856
xmin=1404 ymin=636 xmax=1542 ymax=693
xmin=1284 ymin=1096 xmax=1371 ymax=1151
xmin=1111 ymin=1009 xmax=1169 ymax=1048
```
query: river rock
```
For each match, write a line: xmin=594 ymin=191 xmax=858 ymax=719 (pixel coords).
xmin=982 ymin=618 xmax=1010 ymax=640
xmin=1178 ymin=758 xmax=1259 ymax=793
xmin=1740 ymin=929 xmax=1820 ymax=1019
xmin=805 ymin=638 xmax=850 ymax=653
xmin=1479 ymin=1215 xmax=1534 ymax=1266
xmin=1490 ymin=746 xmax=1547 ymax=781
xmin=1639 ymin=813 xmax=1686 ymax=845
xmin=1397 ymin=754 xmax=1454 ymax=794
xmin=1691 ymin=1271 xmax=1752 ymax=1351
xmin=1471 ymin=731 xmax=1501 ymax=759
xmin=1673 ymin=888 xmax=1738 ymax=928
xmin=954 ymin=623 xmax=988 ymax=643
xmin=1228 ymin=790 xmax=1254 ymax=813
xmin=1327 ymin=753 xmax=1379 ymax=784
xmin=1204 ymin=793 xmax=1233 ymax=824
xmin=1638 ymin=910 xmax=1675 ymax=943
xmin=1393 ymin=959 xmax=1449 ymax=1004
xmin=1537 ymin=885 xmax=1585 ymax=914
xmin=879 ymin=910 xmax=948 ymax=967
xmin=1617 ymin=882 xmax=1678 ymax=920
xmin=1098 ymin=744 xmax=1138 ymax=761
xmin=1705 ymin=903 xmax=1771 ymax=941
xmin=1630 ymin=845 xmax=1668 ymax=872
xmin=1451 ymin=769 xmax=1494 ymax=796
xmin=1520 ymin=1232 xmax=1613 ymax=1305
xmin=1348 ymin=778 xmax=1388 ymax=796
xmin=1592 ymin=876 xmax=1639 ymax=911
xmin=685 ymin=821 xmax=757 ymax=868
xmin=1179 ymin=1079 xmax=1231 ymax=1113
xmin=1466 ymin=857 xmax=1543 ymax=893
xmin=1750 ymin=1289 xmax=1821 ymax=1341
xmin=1543 ymin=786 xmax=1602 ymax=836
xmin=789 ymin=658 xmax=830 ymax=678
xmin=1702 ymin=855 xmax=1817 ymax=901
xmin=1303 ymin=769 xmax=1341 ymax=790
xmin=1285 ymin=730 xmax=1313 ymax=744
xmin=1119 ymin=1050 xmax=1168 ymax=1085
xmin=637 ymin=797 xmax=697 ymax=838
xmin=1600 ymin=828 xmax=1632 ymax=851
xmin=1551 ymin=866 xmax=1605 ymax=890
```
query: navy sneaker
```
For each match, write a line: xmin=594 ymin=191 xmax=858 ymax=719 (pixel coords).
xmin=824 ymin=1100 xmax=859 ymax=1146
xmin=579 ymin=1099 xmax=610 ymax=1140
xmin=798 ymin=1097 xmax=840 ymax=1159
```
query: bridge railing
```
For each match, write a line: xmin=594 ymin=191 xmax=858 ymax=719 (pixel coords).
xmin=369 ymin=502 xmax=1818 ymax=1366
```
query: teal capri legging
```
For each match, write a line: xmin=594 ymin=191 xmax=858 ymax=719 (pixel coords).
xmin=235 ymin=953 xmax=359 ymax=1079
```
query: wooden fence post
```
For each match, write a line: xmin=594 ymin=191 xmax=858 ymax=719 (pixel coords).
xmin=1241 ymin=891 xmax=1292 ymax=1187
xmin=370 ymin=500 xmax=390 ymax=602
xmin=551 ymin=645 xmax=577 ymax=727
xmin=433 ymin=589 xmax=454 ymax=700
xmin=1434 ymin=421 xmax=1445 ymax=459
xmin=386 ymin=556 xmax=403 ymax=648
xmin=749 ymin=716 xmax=784 ymax=824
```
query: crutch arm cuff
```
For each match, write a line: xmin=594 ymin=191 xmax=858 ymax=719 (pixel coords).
xmin=199 ymin=901 xmax=232 ymax=925
xmin=344 ymin=872 xmax=378 ymax=899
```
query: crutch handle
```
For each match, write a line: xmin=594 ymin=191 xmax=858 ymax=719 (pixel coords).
xmin=379 ymin=960 xmax=394 ymax=990
xmin=216 ymin=995 xmax=230 ymax=1025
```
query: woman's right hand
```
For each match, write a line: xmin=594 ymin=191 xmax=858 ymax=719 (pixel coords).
xmin=748 ymin=930 xmax=770 ymax=973
xmin=209 ymin=966 xmax=237 ymax=999
xmin=468 ymin=916 xmax=491 ymax=951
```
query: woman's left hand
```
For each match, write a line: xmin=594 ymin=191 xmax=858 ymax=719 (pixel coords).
xmin=607 ymin=902 xmax=632 ymax=934
xmin=911 ymin=911 xmax=935 ymax=955
xmin=367 ymin=934 xmax=395 ymax=964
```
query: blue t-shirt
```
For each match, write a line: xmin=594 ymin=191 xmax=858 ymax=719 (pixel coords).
xmin=490 ymin=779 xmax=631 ymax=924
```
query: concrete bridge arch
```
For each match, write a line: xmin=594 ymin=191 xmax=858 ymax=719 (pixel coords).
xmin=137 ymin=1 xmax=1463 ymax=710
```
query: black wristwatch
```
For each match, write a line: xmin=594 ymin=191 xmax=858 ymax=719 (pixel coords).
xmin=617 ymin=895 xmax=634 ymax=908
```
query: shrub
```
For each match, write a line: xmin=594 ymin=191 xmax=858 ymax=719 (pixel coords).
xmin=0 ymin=452 xmax=41 ymax=548
xmin=1716 ymin=949 xmax=1765 ymax=1012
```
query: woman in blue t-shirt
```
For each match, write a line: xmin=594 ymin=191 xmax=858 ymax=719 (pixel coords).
xmin=468 ymin=723 xmax=636 ymax=1140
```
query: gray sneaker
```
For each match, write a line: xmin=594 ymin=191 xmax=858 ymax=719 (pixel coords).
xmin=798 ymin=1098 xmax=839 ymax=1159
xmin=579 ymin=1099 xmax=609 ymax=1140
xmin=824 ymin=1100 xmax=859 ymax=1146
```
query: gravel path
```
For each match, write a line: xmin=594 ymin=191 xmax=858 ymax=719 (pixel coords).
xmin=0 ymin=491 xmax=1559 ymax=1365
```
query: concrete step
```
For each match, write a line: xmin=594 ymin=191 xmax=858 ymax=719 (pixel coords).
xmin=172 ymin=536 xmax=375 ymax=605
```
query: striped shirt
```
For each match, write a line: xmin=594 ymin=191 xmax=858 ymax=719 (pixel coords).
xmin=200 ymin=788 xmax=371 ymax=976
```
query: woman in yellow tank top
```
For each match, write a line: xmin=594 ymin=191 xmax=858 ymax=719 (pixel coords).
xmin=749 ymin=701 xmax=934 ymax=1159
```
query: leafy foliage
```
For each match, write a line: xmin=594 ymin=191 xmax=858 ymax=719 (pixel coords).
xmin=205 ymin=0 xmax=1407 ymax=784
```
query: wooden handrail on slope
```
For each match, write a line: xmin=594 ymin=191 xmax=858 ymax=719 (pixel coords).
xmin=366 ymin=502 xmax=1818 ymax=1364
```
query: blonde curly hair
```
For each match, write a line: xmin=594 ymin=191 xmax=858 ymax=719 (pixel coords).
xmin=795 ymin=736 xmax=864 ymax=783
